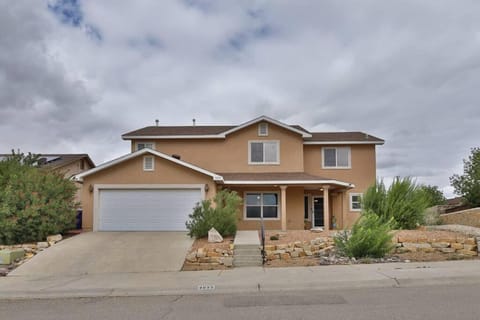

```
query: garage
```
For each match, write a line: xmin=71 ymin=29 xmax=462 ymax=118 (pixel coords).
xmin=97 ymin=188 xmax=202 ymax=231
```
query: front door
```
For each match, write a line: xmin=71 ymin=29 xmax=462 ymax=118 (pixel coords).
xmin=313 ymin=197 xmax=324 ymax=227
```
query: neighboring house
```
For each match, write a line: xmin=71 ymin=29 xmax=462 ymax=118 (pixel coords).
xmin=74 ymin=116 xmax=384 ymax=232
xmin=0 ymin=153 xmax=95 ymax=208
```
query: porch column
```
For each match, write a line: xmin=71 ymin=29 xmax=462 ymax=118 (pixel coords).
xmin=323 ymin=185 xmax=330 ymax=231
xmin=280 ymin=186 xmax=288 ymax=231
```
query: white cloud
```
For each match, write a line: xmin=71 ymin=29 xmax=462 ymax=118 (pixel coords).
xmin=1 ymin=0 xmax=479 ymax=197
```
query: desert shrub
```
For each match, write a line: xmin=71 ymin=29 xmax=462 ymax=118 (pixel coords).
xmin=362 ymin=177 xmax=430 ymax=229
xmin=186 ymin=189 xmax=241 ymax=238
xmin=270 ymin=235 xmax=279 ymax=241
xmin=334 ymin=211 xmax=394 ymax=258
xmin=0 ymin=154 xmax=77 ymax=244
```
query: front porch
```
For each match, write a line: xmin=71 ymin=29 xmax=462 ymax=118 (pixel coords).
xmin=217 ymin=172 xmax=355 ymax=231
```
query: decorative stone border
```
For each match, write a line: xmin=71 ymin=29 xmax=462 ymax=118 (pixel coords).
xmin=184 ymin=247 xmax=234 ymax=268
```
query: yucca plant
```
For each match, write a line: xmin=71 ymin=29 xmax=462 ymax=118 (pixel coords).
xmin=363 ymin=177 xmax=430 ymax=229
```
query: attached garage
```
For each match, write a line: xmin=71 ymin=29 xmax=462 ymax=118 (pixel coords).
xmin=74 ymin=148 xmax=222 ymax=231
xmin=96 ymin=187 xmax=202 ymax=231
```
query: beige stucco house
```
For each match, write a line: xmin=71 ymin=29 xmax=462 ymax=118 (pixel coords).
xmin=74 ymin=116 xmax=384 ymax=232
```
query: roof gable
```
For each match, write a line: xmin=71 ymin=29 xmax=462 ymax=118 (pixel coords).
xmin=73 ymin=149 xmax=223 ymax=182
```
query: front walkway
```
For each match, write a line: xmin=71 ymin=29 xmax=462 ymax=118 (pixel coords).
xmin=233 ymin=231 xmax=260 ymax=246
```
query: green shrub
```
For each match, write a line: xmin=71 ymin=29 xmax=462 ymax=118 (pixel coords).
xmin=185 ymin=189 xmax=241 ymax=238
xmin=0 ymin=154 xmax=77 ymax=244
xmin=363 ymin=177 xmax=430 ymax=229
xmin=334 ymin=211 xmax=394 ymax=259
xmin=270 ymin=235 xmax=279 ymax=241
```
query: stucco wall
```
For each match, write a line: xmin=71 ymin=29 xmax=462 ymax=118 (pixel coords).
xmin=80 ymin=155 xmax=215 ymax=230
xmin=131 ymin=122 xmax=305 ymax=173
xmin=53 ymin=160 xmax=94 ymax=208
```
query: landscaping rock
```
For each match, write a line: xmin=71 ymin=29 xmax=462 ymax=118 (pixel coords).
xmin=0 ymin=249 xmax=25 ymax=265
xmin=457 ymin=249 xmax=477 ymax=256
xmin=451 ymin=243 xmax=464 ymax=250
xmin=185 ymin=253 xmax=197 ymax=263
xmin=37 ymin=242 xmax=49 ymax=249
xmin=208 ymin=228 xmax=223 ymax=243
xmin=463 ymin=244 xmax=477 ymax=251
xmin=0 ymin=268 xmax=8 ymax=277
xmin=47 ymin=234 xmax=62 ymax=243
xmin=223 ymin=257 xmax=233 ymax=267
xmin=431 ymin=242 xmax=450 ymax=248
xmin=440 ymin=248 xmax=456 ymax=253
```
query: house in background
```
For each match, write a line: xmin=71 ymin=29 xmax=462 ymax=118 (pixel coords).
xmin=74 ymin=116 xmax=384 ymax=232
xmin=0 ymin=153 xmax=95 ymax=208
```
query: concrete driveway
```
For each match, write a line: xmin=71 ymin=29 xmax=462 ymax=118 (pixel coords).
xmin=9 ymin=232 xmax=193 ymax=276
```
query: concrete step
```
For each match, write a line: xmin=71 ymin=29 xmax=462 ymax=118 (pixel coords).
xmin=234 ymin=261 xmax=263 ymax=267
xmin=234 ymin=244 xmax=261 ymax=250
xmin=234 ymin=248 xmax=261 ymax=255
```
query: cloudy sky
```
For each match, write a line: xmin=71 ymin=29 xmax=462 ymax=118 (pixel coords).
xmin=1 ymin=0 xmax=479 ymax=197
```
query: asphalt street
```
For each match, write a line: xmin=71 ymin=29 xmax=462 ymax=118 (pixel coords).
xmin=1 ymin=283 xmax=478 ymax=320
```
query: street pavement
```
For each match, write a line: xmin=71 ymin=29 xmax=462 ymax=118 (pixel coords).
xmin=1 ymin=260 xmax=479 ymax=300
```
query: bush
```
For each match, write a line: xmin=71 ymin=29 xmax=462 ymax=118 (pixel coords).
xmin=363 ymin=177 xmax=430 ymax=229
xmin=185 ymin=189 xmax=241 ymax=238
xmin=0 ymin=154 xmax=77 ymax=244
xmin=334 ymin=211 xmax=394 ymax=258
xmin=450 ymin=147 xmax=480 ymax=208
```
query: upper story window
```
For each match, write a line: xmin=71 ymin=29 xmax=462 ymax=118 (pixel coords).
xmin=322 ymin=147 xmax=351 ymax=168
xmin=258 ymin=123 xmax=268 ymax=136
xmin=249 ymin=141 xmax=279 ymax=164
xmin=136 ymin=142 xmax=155 ymax=151
xmin=350 ymin=193 xmax=362 ymax=211
xmin=143 ymin=156 xmax=154 ymax=171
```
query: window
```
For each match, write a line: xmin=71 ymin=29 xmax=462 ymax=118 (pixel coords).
xmin=249 ymin=141 xmax=279 ymax=164
xmin=245 ymin=192 xmax=279 ymax=219
xmin=136 ymin=142 xmax=155 ymax=151
xmin=143 ymin=156 xmax=154 ymax=171
xmin=322 ymin=147 xmax=351 ymax=168
xmin=258 ymin=123 xmax=268 ymax=136
xmin=350 ymin=193 xmax=362 ymax=211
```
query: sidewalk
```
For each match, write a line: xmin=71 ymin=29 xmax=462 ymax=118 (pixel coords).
xmin=1 ymin=260 xmax=479 ymax=300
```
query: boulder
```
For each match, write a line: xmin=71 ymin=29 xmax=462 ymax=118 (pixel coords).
xmin=37 ymin=242 xmax=49 ymax=249
xmin=47 ymin=234 xmax=62 ymax=243
xmin=223 ymin=257 xmax=233 ymax=267
xmin=185 ymin=253 xmax=197 ymax=263
xmin=451 ymin=243 xmax=464 ymax=250
xmin=208 ymin=228 xmax=223 ymax=243
xmin=463 ymin=244 xmax=477 ymax=252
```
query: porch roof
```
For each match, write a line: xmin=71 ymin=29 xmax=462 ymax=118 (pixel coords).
xmin=217 ymin=172 xmax=354 ymax=188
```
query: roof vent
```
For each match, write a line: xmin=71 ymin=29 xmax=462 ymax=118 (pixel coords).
xmin=155 ymin=119 xmax=159 ymax=126
xmin=192 ymin=118 xmax=196 ymax=126
xmin=365 ymin=133 xmax=369 ymax=140
xmin=172 ymin=154 xmax=181 ymax=160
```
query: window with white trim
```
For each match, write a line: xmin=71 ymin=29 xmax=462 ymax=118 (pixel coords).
xmin=136 ymin=142 xmax=155 ymax=151
xmin=323 ymin=147 xmax=351 ymax=168
xmin=258 ymin=123 xmax=268 ymax=136
xmin=350 ymin=193 xmax=362 ymax=211
xmin=249 ymin=141 xmax=279 ymax=164
xmin=245 ymin=192 xmax=279 ymax=219
xmin=143 ymin=156 xmax=154 ymax=171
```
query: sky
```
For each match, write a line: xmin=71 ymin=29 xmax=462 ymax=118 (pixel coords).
xmin=1 ymin=0 xmax=480 ymax=197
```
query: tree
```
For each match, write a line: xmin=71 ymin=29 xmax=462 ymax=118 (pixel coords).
xmin=0 ymin=151 xmax=78 ymax=244
xmin=450 ymin=147 xmax=480 ymax=207
xmin=419 ymin=185 xmax=446 ymax=207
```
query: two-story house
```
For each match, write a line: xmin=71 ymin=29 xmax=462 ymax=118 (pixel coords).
xmin=74 ymin=116 xmax=383 ymax=232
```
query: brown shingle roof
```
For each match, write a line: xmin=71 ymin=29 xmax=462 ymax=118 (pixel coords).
xmin=122 ymin=125 xmax=235 ymax=137
xmin=304 ymin=132 xmax=384 ymax=143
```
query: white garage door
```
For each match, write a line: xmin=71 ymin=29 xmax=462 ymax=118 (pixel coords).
xmin=97 ymin=188 xmax=202 ymax=231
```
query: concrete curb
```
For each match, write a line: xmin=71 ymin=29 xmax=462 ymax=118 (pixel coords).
xmin=1 ymin=260 xmax=479 ymax=300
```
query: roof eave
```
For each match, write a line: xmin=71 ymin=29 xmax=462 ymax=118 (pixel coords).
xmin=303 ymin=141 xmax=384 ymax=145
xmin=222 ymin=180 xmax=355 ymax=188
xmin=122 ymin=135 xmax=226 ymax=140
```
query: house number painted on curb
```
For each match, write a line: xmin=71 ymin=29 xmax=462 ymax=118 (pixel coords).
xmin=197 ymin=284 xmax=216 ymax=291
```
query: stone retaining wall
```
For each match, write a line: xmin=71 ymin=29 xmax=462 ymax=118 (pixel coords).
xmin=394 ymin=233 xmax=478 ymax=256
xmin=265 ymin=237 xmax=335 ymax=261
xmin=440 ymin=208 xmax=480 ymax=228
xmin=183 ymin=247 xmax=234 ymax=268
